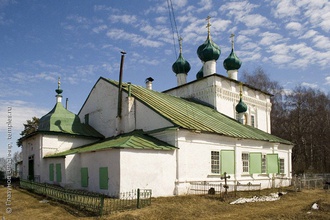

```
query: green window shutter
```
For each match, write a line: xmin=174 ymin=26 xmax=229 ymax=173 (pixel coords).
xmin=249 ymin=153 xmax=262 ymax=174
xmin=99 ymin=167 xmax=108 ymax=190
xmin=56 ymin=163 xmax=62 ymax=182
xmin=221 ymin=150 xmax=235 ymax=175
xmin=49 ymin=164 xmax=54 ymax=181
xmin=81 ymin=167 xmax=89 ymax=187
xmin=266 ymin=154 xmax=279 ymax=174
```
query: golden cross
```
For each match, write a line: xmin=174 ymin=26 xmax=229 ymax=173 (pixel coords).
xmin=206 ymin=16 xmax=211 ymax=37
xmin=179 ymin=36 xmax=183 ymax=54
xmin=57 ymin=77 xmax=61 ymax=89
xmin=230 ymin=33 xmax=235 ymax=49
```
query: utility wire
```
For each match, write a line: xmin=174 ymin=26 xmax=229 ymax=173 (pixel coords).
xmin=167 ymin=0 xmax=180 ymax=58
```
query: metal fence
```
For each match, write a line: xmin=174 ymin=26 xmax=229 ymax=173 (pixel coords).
xmin=20 ymin=179 xmax=152 ymax=216
xmin=293 ymin=173 xmax=330 ymax=191
xmin=188 ymin=181 xmax=261 ymax=198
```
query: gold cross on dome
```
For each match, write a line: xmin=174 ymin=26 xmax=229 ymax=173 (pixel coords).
xmin=230 ymin=33 xmax=235 ymax=49
xmin=57 ymin=77 xmax=61 ymax=89
xmin=206 ymin=16 xmax=211 ymax=37
xmin=179 ymin=36 xmax=183 ymax=54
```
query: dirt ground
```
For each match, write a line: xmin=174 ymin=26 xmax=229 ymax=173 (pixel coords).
xmin=0 ymin=185 xmax=329 ymax=220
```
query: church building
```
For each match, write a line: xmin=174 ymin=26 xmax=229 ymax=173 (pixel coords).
xmin=20 ymin=18 xmax=293 ymax=197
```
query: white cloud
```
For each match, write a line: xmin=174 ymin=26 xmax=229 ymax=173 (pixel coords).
xmin=106 ymin=29 xmax=163 ymax=48
xmin=301 ymin=82 xmax=318 ymax=89
xmin=243 ymin=14 xmax=274 ymax=28
xmin=0 ymin=100 xmax=48 ymax=132
xmin=197 ymin=0 xmax=213 ymax=12
xmin=109 ymin=14 xmax=137 ymax=25
xmin=325 ymin=76 xmax=330 ymax=85
xmin=299 ymin=30 xmax=318 ymax=39
xmin=285 ymin=21 xmax=302 ymax=32
xmin=92 ymin=25 xmax=107 ymax=34
xmin=271 ymin=0 xmax=300 ymax=18
xmin=259 ymin=32 xmax=285 ymax=46
xmin=312 ymin=35 xmax=330 ymax=50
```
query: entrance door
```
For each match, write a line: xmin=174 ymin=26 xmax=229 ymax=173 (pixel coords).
xmin=28 ymin=155 xmax=34 ymax=181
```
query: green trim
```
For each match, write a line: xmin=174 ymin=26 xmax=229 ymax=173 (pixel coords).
xmin=99 ymin=167 xmax=108 ymax=190
xmin=45 ymin=130 xmax=177 ymax=158
xmin=56 ymin=163 xmax=62 ymax=182
xmin=249 ymin=153 xmax=262 ymax=174
xmin=221 ymin=150 xmax=235 ymax=174
xmin=266 ymin=154 xmax=279 ymax=174
xmin=81 ymin=167 xmax=88 ymax=187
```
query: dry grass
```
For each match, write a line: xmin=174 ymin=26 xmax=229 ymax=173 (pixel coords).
xmin=0 ymin=185 xmax=329 ymax=220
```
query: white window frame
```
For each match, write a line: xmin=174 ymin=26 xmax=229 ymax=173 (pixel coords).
xmin=261 ymin=154 xmax=267 ymax=173
xmin=211 ymin=151 xmax=220 ymax=174
xmin=279 ymin=158 xmax=285 ymax=174
xmin=242 ymin=153 xmax=249 ymax=173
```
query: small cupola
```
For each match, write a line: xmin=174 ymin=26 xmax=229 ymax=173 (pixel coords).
xmin=172 ymin=37 xmax=191 ymax=86
xmin=223 ymin=34 xmax=242 ymax=80
xmin=55 ymin=77 xmax=63 ymax=103
xmin=196 ymin=67 xmax=203 ymax=80
xmin=196 ymin=16 xmax=221 ymax=77
xmin=236 ymin=83 xmax=247 ymax=124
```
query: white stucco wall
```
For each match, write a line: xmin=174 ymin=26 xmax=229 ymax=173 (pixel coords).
xmin=119 ymin=149 xmax=176 ymax=197
xmin=21 ymin=134 xmax=42 ymax=181
xmin=164 ymin=75 xmax=272 ymax=133
xmin=42 ymin=134 xmax=96 ymax=157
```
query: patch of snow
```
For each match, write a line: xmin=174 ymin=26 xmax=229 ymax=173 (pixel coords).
xmin=230 ymin=192 xmax=287 ymax=204
xmin=311 ymin=203 xmax=319 ymax=210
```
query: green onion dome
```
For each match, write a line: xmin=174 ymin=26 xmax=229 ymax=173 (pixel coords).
xmin=197 ymin=36 xmax=221 ymax=62
xmin=223 ymin=48 xmax=242 ymax=71
xmin=236 ymin=97 xmax=247 ymax=113
xmin=196 ymin=67 xmax=203 ymax=79
xmin=172 ymin=53 xmax=191 ymax=74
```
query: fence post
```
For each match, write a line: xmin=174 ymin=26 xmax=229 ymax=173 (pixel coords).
xmin=137 ymin=189 xmax=140 ymax=209
xmin=99 ymin=195 xmax=104 ymax=217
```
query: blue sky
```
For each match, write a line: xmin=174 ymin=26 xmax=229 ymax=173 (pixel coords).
xmin=1 ymin=0 xmax=330 ymax=158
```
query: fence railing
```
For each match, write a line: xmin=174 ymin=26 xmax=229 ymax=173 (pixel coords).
xmin=293 ymin=173 xmax=330 ymax=191
xmin=20 ymin=179 xmax=152 ymax=216
xmin=188 ymin=181 xmax=261 ymax=198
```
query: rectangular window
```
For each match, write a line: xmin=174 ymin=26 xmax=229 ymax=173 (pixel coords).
xmin=99 ymin=167 xmax=108 ymax=190
xmin=49 ymin=163 xmax=54 ymax=181
xmin=211 ymin=151 xmax=220 ymax=174
xmin=261 ymin=155 xmax=267 ymax=173
xmin=56 ymin=163 xmax=62 ymax=182
xmin=279 ymin=158 xmax=285 ymax=174
xmin=251 ymin=115 xmax=255 ymax=127
xmin=242 ymin=153 xmax=249 ymax=173
xmin=81 ymin=167 xmax=89 ymax=187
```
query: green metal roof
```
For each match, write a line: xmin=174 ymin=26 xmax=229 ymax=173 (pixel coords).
xmin=38 ymin=102 xmax=103 ymax=138
xmin=45 ymin=130 xmax=177 ymax=157
xmin=103 ymin=77 xmax=292 ymax=145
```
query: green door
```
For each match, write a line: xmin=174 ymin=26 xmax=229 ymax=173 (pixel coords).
xmin=81 ymin=167 xmax=89 ymax=187
xmin=28 ymin=155 xmax=34 ymax=181
xmin=99 ymin=167 xmax=108 ymax=190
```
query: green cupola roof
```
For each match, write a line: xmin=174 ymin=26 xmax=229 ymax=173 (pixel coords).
xmin=236 ymin=83 xmax=247 ymax=113
xmin=38 ymin=79 xmax=103 ymax=138
xmin=223 ymin=34 xmax=242 ymax=71
xmin=236 ymin=97 xmax=247 ymax=113
xmin=197 ymin=16 xmax=221 ymax=62
xmin=196 ymin=67 xmax=203 ymax=79
xmin=172 ymin=37 xmax=191 ymax=75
